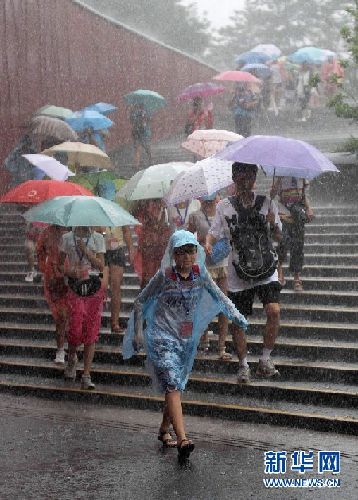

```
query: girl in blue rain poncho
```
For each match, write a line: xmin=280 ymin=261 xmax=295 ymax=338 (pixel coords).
xmin=123 ymin=230 xmax=248 ymax=461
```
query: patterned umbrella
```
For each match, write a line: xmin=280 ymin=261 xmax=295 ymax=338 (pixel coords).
xmin=235 ymin=51 xmax=271 ymax=65
xmin=181 ymin=129 xmax=243 ymax=158
xmin=252 ymin=44 xmax=281 ymax=59
xmin=177 ymin=82 xmax=225 ymax=101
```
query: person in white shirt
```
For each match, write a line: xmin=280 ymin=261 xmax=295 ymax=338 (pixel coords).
xmin=206 ymin=162 xmax=282 ymax=383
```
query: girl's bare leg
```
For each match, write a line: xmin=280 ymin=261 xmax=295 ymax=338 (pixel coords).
xmin=109 ymin=264 xmax=123 ymax=329
xmin=83 ymin=343 xmax=96 ymax=376
xmin=165 ymin=390 xmax=186 ymax=443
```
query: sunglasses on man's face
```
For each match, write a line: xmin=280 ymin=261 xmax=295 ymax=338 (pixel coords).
xmin=174 ymin=246 xmax=197 ymax=255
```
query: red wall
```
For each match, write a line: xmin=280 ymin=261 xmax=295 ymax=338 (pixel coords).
xmin=0 ymin=0 xmax=216 ymax=165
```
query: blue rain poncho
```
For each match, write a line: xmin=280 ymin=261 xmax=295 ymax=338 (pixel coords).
xmin=123 ymin=230 xmax=248 ymax=393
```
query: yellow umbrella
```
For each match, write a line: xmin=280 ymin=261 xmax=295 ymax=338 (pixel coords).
xmin=42 ymin=141 xmax=113 ymax=170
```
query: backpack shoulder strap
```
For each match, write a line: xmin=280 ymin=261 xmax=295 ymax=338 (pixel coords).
xmin=254 ymin=195 xmax=266 ymax=211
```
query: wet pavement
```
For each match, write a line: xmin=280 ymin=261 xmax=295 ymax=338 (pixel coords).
xmin=0 ymin=394 xmax=357 ymax=499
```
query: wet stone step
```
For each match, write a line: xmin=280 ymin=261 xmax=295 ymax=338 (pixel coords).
xmin=0 ymin=373 xmax=358 ymax=434
xmin=0 ymin=373 xmax=356 ymax=435
xmin=305 ymin=223 xmax=358 ymax=234
xmin=2 ymin=317 xmax=358 ymax=343
xmin=0 ymin=355 xmax=357 ymax=396
xmin=303 ymin=243 xmax=358 ymax=254
xmin=0 ymin=271 xmax=140 ymax=286
xmin=304 ymin=233 xmax=358 ymax=243
xmin=1 ymin=334 xmax=357 ymax=363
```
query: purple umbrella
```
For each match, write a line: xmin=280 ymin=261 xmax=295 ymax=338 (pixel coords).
xmin=177 ymin=82 xmax=225 ymax=101
xmin=214 ymin=135 xmax=339 ymax=179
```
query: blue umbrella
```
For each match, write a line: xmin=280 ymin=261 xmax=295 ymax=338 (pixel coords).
xmin=65 ymin=110 xmax=113 ymax=132
xmin=123 ymin=90 xmax=166 ymax=113
xmin=288 ymin=47 xmax=334 ymax=64
xmin=241 ymin=63 xmax=272 ymax=79
xmin=83 ymin=102 xmax=118 ymax=115
xmin=235 ymin=51 xmax=271 ymax=65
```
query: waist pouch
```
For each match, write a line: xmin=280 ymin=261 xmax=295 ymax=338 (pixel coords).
xmin=68 ymin=275 xmax=101 ymax=297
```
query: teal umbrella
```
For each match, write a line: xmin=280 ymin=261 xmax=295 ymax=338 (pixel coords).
xmin=23 ymin=196 xmax=140 ymax=227
xmin=123 ymin=89 xmax=166 ymax=112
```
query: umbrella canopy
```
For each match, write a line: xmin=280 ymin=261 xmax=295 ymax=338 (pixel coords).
xmin=165 ymin=157 xmax=233 ymax=205
xmin=34 ymin=105 xmax=74 ymax=120
xmin=22 ymin=154 xmax=75 ymax=181
xmin=177 ymin=82 xmax=225 ymax=101
xmin=83 ymin=102 xmax=117 ymax=115
xmin=241 ymin=63 xmax=272 ymax=79
xmin=213 ymin=71 xmax=260 ymax=83
xmin=65 ymin=110 xmax=113 ymax=132
xmin=23 ymin=195 xmax=140 ymax=227
xmin=29 ymin=116 xmax=78 ymax=142
xmin=182 ymin=129 xmax=243 ymax=158
xmin=288 ymin=47 xmax=335 ymax=64
xmin=0 ymin=180 xmax=93 ymax=204
xmin=42 ymin=142 xmax=113 ymax=170
xmin=214 ymin=135 xmax=340 ymax=179
xmin=235 ymin=51 xmax=271 ymax=65
xmin=123 ymin=90 xmax=166 ymax=112
xmin=117 ymin=162 xmax=193 ymax=201
xmin=252 ymin=44 xmax=281 ymax=59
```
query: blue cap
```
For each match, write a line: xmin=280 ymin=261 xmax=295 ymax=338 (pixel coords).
xmin=201 ymin=192 xmax=217 ymax=201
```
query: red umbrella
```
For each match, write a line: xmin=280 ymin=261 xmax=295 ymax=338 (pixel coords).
xmin=213 ymin=71 xmax=260 ymax=83
xmin=0 ymin=180 xmax=93 ymax=204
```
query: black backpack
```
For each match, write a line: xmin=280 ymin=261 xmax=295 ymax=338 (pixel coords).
xmin=225 ymin=195 xmax=277 ymax=282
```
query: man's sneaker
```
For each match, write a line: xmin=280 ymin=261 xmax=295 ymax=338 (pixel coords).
xmin=256 ymin=359 xmax=280 ymax=378
xmin=81 ymin=375 xmax=95 ymax=390
xmin=64 ymin=357 xmax=78 ymax=380
xmin=54 ymin=349 xmax=65 ymax=364
xmin=25 ymin=271 xmax=36 ymax=282
xmin=237 ymin=365 xmax=251 ymax=383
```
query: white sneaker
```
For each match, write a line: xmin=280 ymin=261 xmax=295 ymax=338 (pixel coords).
xmin=237 ymin=365 xmax=251 ymax=383
xmin=54 ymin=349 xmax=65 ymax=364
xmin=64 ymin=357 xmax=78 ymax=380
xmin=25 ymin=271 xmax=35 ymax=282
xmin=256 ymin=358 xmax=280 ymax=378
xmin=81 ymin=374 xmax=95 ymax=390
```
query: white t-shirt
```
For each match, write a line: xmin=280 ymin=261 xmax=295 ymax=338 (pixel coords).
xmin=168 ymin=200 xmax=201 ymax=231
xmin=209 ymin=195 xmax=282 ymax=292
xmin=60 ymin=230 xmax=105 ymax=275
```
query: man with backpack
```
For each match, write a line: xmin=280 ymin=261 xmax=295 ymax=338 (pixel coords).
xmin=205 ymin=162 xmax=282 ymax=383
xmin=129 ymin=103 xmax=152 ymax=168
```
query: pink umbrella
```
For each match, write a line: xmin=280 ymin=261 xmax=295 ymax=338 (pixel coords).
xmin=177 ymin=82 xmax=225 ymax=101
xmin=213 ymin=71 xmax=260 ymax=83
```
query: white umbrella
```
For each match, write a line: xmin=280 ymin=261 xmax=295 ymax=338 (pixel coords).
xmin=117 ymin=162 xmax=193 ymax=201
xmin=165 ymin=157 xmax=233 ymax=206
xmin=182 ymin=129 xmax=243 ymax=158
xmin=252 ymin=44 xmax=281 ymax=59
xmin=22 ymin=154 xmax=75 ymax=181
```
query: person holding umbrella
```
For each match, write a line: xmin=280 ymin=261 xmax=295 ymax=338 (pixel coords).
xmin=129 ymin=103 xmax=152 ymax=168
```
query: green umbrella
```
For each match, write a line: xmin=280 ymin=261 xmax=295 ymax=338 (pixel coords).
xmin=123 ymin=90 xmax=166 ymax=113
xmin=117 ymin=162 xmax=193 ymax=201
xmin=23 ymin=196 xmax=140 ymax=227
xmin=34 ymin=105 xmax=74 ymax=120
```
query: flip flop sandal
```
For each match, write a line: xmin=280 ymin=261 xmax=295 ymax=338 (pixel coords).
xmin=218 ymin=350 xmax=232 ymax=361
xmin=158 ymin=431 xmax=177 ymax=448
xmin=177 ymin=438 xmax=195 ymax=462
xmin=111 ymin=324 xmax=124 ymax=333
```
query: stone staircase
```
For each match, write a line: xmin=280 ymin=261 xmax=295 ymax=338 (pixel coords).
xmin=0 ymin=204 xmax=357 ymax=435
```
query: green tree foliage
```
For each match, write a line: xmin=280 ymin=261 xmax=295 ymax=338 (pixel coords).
xmin=329 ymin=1 xmax=358 ymax=151
xmin=82 ymin=0 xmax=212 ymax=59
xmin=208 ymin=0 xmax=349 ymax=69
